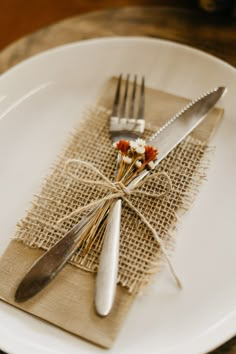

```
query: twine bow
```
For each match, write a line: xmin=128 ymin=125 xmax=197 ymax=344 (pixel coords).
xmin=58 ymin=158 xmax=182 ymax=289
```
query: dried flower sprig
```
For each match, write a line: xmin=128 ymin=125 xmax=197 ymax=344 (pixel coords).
xmin=113 ymin=138 xmax=158 ymax=185
xmin=59 ymin=139 xmax=158 ymax=259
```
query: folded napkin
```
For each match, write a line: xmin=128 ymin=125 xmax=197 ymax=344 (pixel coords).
xmin=0 ymin=78 xmax=224 ymax=348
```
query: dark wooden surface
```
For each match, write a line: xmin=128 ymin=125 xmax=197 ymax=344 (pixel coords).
xmin=0 ymin=6 xmax=235 ymax=75
xmin=0 ymin=0 xmax=197 ymax=51
xmin=0 ymin=5 xmax=235 ymax=354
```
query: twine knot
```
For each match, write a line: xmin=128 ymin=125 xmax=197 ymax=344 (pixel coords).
xmin=113 ymin=181 xmax=131 ymax=196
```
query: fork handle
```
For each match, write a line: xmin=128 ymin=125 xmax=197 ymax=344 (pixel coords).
xmin=95 ymin=199 xmax=122 ymax=316
xmin=95 ymin=171 xmax=148 ymax=315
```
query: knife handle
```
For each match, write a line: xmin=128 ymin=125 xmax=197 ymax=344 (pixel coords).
xmin=15 ymin=204 xmax=104 ymax=302
xmin=95 ymin=199 xmax=122 ymax=316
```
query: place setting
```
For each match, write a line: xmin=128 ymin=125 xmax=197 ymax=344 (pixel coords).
xmin=0 ymin=36 xmax=235 ymax=354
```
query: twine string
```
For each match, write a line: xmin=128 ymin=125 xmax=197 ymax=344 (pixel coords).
xmin=58 ymin=158 xmax=182 ymax=289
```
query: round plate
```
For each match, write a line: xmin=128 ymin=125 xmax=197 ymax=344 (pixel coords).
xmin=0 ymin=37 xmax=235 ymax=354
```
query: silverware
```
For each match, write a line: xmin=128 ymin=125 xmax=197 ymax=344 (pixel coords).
xmin=14 ymin=74 xmax=146 ymax=303
xmin=14 ymin=83 xmax=227 ymax=308
xmin=95 ymin=85 xmax=227 ymax=316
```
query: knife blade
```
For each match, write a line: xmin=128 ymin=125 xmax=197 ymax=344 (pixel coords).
xmin=130 ymin=86 xmax=227 ymax=188
xmin=150 ymin=86 xmax=226 ymax=161
xmin=15 ymin=86 xmax=226 ymax=304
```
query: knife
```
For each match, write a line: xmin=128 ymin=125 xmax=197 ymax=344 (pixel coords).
xmin=95 ymin=86 xmax=227 ymax=315
xmin=15 ymin=86 xmax=227 ymax=305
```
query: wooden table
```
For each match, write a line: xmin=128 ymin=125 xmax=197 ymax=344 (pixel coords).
xmin=0 ymin=0 xmax=197 ymax=51
xmin=0 ymin=6 xmax=235 ymax=354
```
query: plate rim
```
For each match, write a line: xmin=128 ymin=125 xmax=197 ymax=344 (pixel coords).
xmin=0 ymin=36 xmax=235 ymax=84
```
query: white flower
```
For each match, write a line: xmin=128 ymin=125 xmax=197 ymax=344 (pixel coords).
xmin=113 ymin=141 xmax=118 ymax=149
xmin=135 ymin=138 xmax=146 ymax=147
xmin=148 ymin=161 xmax=155 ymax=170
xmin=130 ymin=138 xmax=146 ymax=154
xmin=135 ymin=145 xmax=145 ymax=154
xmin=130 ymin=140 xmax=137 ymax=150
xmin=123 ymin=156 xmax=132 ymax=164
xmin=135 ymin=160 xmax=142 ymax=168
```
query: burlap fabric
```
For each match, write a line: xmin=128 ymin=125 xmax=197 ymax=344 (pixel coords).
xmin=15 ymin=106 xmax=207 ymax=293
xmin=0 ymin=79 xmax=223 ymax=347
xmin=13 ymin=79 xmax=221 ymax=292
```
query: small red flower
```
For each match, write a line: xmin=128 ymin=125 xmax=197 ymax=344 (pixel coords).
xmin=145 ymin=145 xmax=158 ymax=162
xmin=115 ymin=140 xmax=130 ymax=155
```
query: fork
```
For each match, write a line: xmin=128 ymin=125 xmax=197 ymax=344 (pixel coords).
xmin=15 ymin=74 xmax=146 ymax=309
xmin=95 ymin=74 xmax=145 ymax=316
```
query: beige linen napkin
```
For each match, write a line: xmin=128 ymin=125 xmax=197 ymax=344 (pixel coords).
xmin=0 ymin=79 xmax=223 ymax=348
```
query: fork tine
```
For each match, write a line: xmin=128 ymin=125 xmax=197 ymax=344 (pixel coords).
xmin=129 ymin=75 xmax=137 ymax=118
xmin=112 ymin=74 xmax=122 ymax=117
xmin=136 ymin=76 xmax=145 ymax=120
xmin=110 ymin=74 xmax=145 ymax=142
xmin=120 ymin=74 xmax=130 ymax=118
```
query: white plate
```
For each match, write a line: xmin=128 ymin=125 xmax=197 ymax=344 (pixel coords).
xmin=0 ymin=37 xmax=235 ymax=354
